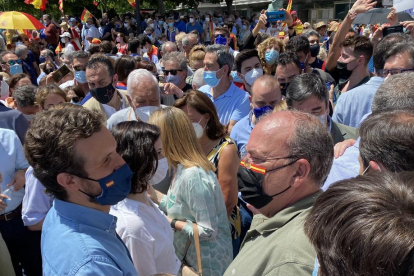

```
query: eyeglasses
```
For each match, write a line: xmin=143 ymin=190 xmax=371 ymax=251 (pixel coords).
xmin=377 ymin=68 xmax=414 ymax=78
xmin=214 ymin=34 xmax=226 ymax=38
xmin=241 ymin=155 xmax=298 ymax=175
xmin=73 ymin=65 xmax=86 ymax=71
xmin=71 ymin=97 xmax=81 ymax=103
xmin=163 ymin=69 xmax=182 ymax=75
xmin=2 ymin=59 xmax=22 ymax=66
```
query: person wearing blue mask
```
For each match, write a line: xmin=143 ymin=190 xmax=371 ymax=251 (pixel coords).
xmin=0 ymin=51 xmax=24 ymax=77
xmin=24 ymin=107 xmax=137 ymax=276
xmin=163 ymin=51 xmax=191 ymax=95
xmin=186 ymin=11 xmax=203 ymax=41
xmin=214 ymin=27 xmax=239 ymax=58
xmin=230 ymin=75 xmax=282 ymax=158
xmin=173 ymin=12 xmax=186 ymax=33
xmin=286 ymin=73 xmax=357 ymax=144
xmin=257 ymin=37 xmax=284 ymax=75
xmin=199 ymin=45 xmax=250 ymax=133
xmin=59 ymin=51 xmax=89 ymax=98
xmin=235 ymin=49 xmax=263 ymax=94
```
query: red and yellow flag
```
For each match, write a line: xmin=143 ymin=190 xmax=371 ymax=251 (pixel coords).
xmin=24 ymin=0 xmax=47 ymax=11
xmin=286 ymin=0 xmax=292 ymax=12
xmin=55 ymin=42 xmax=62 ymax=54
xmin=58 ymin=0 xmax=63 ymax=11
xmin=127 ymin=0 xmax=136 ymax=8
xmin=80 ymin=8 xmax=93 ymax=24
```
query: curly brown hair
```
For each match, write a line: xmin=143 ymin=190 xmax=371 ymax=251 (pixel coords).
xmin=257 ymin=37 xmax=285 ymax=75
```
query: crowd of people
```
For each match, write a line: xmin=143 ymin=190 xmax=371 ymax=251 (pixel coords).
xmin=1 ymin=0 xmax=414 ymax=274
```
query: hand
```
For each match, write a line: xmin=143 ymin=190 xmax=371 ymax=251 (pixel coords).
xmin=163 ymin=83 xmax=184 ymax=98
xmin=328 ymin=84 xmax=334 ymax=102
xmin=256 ymin=10 xmax=268 ymax=31
xmin=8 ymin=169 xmax=26 ymax=191
xmin=371 ymin=24 xmax=387 ymax=46
xmin=45 ymin=73 xmax=56 ymax=85
xmin=350 ymin=0 xmax=377 ymax=14
xmin=281 ymin=9 xmax=293 ymax=27
xmin=0 ymin=194 xmax=8 ymax=212
xmin=400 ymin=21 xmax=414 ymax=39
xmin=387 ymin=7 xmax=398 ymax=26
xmin=334 ymin=139 xmax=356 ymax=159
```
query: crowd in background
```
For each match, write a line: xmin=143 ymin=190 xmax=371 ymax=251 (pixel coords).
xmin=1 ymin=0 xmax=414 ymax=275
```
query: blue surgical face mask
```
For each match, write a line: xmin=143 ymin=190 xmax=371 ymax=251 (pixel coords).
xmin=253 ymin=106 xmax=274 ymax=120
xmin=300 ymin=62 xmax=306 ymax=70
xmin=147 ymin=35 xmax=153 ymax=41
xmin=215 ymin=35 xmax=227 ymax=45
xmin=312 ymin=258 xmax=319 ymax=276
xmin=231 ymin=71 xmax=243 ymax=83
xmin=265 ymin=50 xmax=279 ymax=65
xmin=168 ymin=22 xmax=174 ymax=27
xmin=78 ymin=163 xmax=133 ymax=205
xmin=10 ymin=64 xmax=23 ymax=75
xmin=115 ymin=23 xmax=120 ymax=28
xmin=159 ymin=20 xmax=164 ymax=25
xmin=39 ymin=56 xmax=46 ymax=63
xmin=319 ymin=114 xmax=326 ymax=125
xmin=166 ymin=74 xmax=181 ymax=86
xmin=242 ymin=25 xmax=247 ymax=30
xmin=203 ymin=68 xmax=222 ymax=87
xmin=74 ymin=70 xmax=87 ymax=84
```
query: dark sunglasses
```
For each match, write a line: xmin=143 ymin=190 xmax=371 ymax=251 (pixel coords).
xmin=71 ymin=97 xmax=81 ymax=103
xmin=163 ymin=69 xmax=182 ymax=75
xmin=214 ymin=34 xmax=226 ymax=38
xmin=3 ymin=59 xmax=22 ymax=66
xmin=73 ymin=65 xmax=86 ymax=71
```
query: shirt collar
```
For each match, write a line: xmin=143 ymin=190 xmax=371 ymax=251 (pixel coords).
xmin=327 ymin=115 xmax=333 ymax=132
xmin=54 ymin=199 xmax=117 ymax=233
xmin=253 ymin=191 xmax=322 ymax=235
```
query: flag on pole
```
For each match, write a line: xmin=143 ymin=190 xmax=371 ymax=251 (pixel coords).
xmin=55 ymin=42 xmax=62 ymax=54
xmin=80 ymin=8 xmax=93 ymax=24
xmin=58 ymin=0 xmax=63 ymax=11
xmin=93 ymin=1 xmax=98 ymax=6
xmin=24 ymin=0 xmax=47 ymax=10
xmin=286 ymin=0 xmax=292 ymax=12
xmin=127 ymin=0 xmax=135 ymax=7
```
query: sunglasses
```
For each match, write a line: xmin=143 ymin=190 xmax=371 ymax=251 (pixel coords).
xmin=71 ymin=97 xmax=81 ymax=103
xmin=214 ymin=34 xmax=226 ymax=38
xmin=73 ymin=65 xmax=86 ymax=71
xmin=163 ymin=69 xmax=182 ymax=75
xmin=3 ymin=59 xmax=22 ymax=66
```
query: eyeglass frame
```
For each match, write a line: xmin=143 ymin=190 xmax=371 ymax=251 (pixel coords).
xmin=163 ymin=69 xmax=183 ymax=76
xmin=377 ymin=68 xmax=414 ymax=78
xmin=242 ymin=155 xmax=299 ymax=175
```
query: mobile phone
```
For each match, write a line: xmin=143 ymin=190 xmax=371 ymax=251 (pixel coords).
xmin=52 ymin=64 xmax=71 ymax=83
xmin=266 ymin=11 xmax=285 ymax=22
xmin=383 ymin=25 xmax=404 ymax=37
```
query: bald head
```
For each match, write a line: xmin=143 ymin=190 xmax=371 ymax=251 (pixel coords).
xmin=161 ymin=41 xmax=178 ymax=54
xmin=250 ymin=75 xmax=282 ymax=110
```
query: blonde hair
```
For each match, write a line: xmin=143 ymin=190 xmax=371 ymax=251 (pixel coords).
xmin=149 ymin=107 xmax=215 ymax=172
xmin=36 ymin=84 xmax=68 ymax=109
xmin=189 ymin=45 xmax=206 ymax=68
xmin=273 ymin=100 xmax=288 ymax=113
xmin=257 ymin=37 xmax=285 ymax=75
xmin=175 ymin=32 xmax=187 ymax=51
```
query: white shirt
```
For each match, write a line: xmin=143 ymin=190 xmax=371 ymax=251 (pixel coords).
xmin=102 ymin=96 xmax=126 ymax=118
xmin=59 ymin=79 xmax=75 ymax=90
xmin=64 ymin=43 xmax=75 ymax=54
xmin=110 ymin=196 xmax=181 ymax=276
xmin=229 ymin=47 xmax=240 ymax=58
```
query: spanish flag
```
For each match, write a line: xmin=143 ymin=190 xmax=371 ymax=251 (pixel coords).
xmin=55 ymin=42 xmax=62 ymax=54
xmin=286 ymin=0 xmax=292 ymax=12
xmin=127 ymin=0 xmax=136 ymax=7
xmin=58 ymin=0 xmax=63 ymax=11
xmin=80 ymin=8 xmax=93 ymax=24
xmin=24 ymin=0 xmax=47 ymax=10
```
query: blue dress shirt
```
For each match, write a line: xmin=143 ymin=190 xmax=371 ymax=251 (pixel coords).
xmin=199 ymin=82 xmax=250 ymax=125
xmin=42 ymin=199 xmax=137 ymax=276
xmin=0 ymin=128 xmax=28 ymax=214
xmin=230 ymin=112 xmax=254 ymax=158
xmin=332 ymin=77 xmax=383 ymax=128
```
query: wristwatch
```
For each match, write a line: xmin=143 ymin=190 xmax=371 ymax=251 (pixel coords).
xmin=170 ymin=219 xmax=178 ymax=231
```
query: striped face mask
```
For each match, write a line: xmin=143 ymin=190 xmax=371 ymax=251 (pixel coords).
xmin=237 ymin=158 xmax=297 ymax=209
xmin=78 ymin=163 xmax=132 ymax=205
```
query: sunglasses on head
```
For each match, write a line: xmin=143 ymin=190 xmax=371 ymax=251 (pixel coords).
xmin=3 ymin=59 xmax=22 ymax=66
xmin=214 ymin=34 xmax=226 ymax=38
xmin=163 ymin=69 xmax=182 ymax=75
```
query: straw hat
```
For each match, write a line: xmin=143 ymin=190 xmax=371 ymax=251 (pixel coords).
xmin=315 ymin=21 xmax=327 ymax=30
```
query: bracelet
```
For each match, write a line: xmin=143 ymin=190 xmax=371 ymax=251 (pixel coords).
xmin=170 ymin=219 xmax=178 ymax=230
xmin=348 ymin=10 xmax=358 ymax=20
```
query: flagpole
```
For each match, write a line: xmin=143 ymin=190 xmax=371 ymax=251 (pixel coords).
xmin=135 ymin=0 xmax=141 ymax=35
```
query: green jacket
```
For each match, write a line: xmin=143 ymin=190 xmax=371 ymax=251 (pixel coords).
xmin=331 ymin=121 xmax=358 ymax=144
xmin=224 ymin=192 xmax=321 ymax=276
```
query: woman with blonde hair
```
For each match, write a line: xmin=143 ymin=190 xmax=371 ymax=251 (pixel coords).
xmin=188 ymin=45 xmax=206 ymax=71
xmin=36 ymin=84 xmax=67 ymax=111
xmin=149 ymin=107 xmax=232 ymax=276
xmin=257 ymin=37 xmax=285 ymax=75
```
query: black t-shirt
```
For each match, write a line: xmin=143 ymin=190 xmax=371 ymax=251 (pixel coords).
xmin=310 ymin=58 xmax=324 ymax=70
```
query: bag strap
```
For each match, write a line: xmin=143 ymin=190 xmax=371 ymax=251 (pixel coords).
xmin=192 ymin=223 xmax=202 ymax=275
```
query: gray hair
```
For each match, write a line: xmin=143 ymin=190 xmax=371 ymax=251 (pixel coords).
xmin=285 ymin=111 xmax=334 ymax=186
xmin=192 ymin=68 xmax=205 ymax=90
xmin=161 ymin=41 xmax=178 ymax=53
xmin=13 ymin=85 xmax=37 ymax=108
xmin=0 ymin=51 xmax=14 ymax=63
xmin=41 ymin=49 xmax=54 ymax=59
xmin=71 ymin=51 xmax=90 ymax=60
xmin=127 ymin=69 xmax=159 ymax=98
xmin=383 ymin=42 xmax=414 ymax=69
xmin=163 ymin=51 xmax=187 ymax=71
xmin=15 ymin=45 xmax=28 ymax=58
xmin=206 ymin=44 xmax=234 ymax=76
xmin=182 ymin=33 xmax=198 ymax=46
xmin=286 ymin=73 xmax=328 ymax=108
xmin=63 ymin=51 xmax=75 ymax=63
xmin=302 ymin=30 xmax=320 ymax=38
xmin=372 ymin=72 xmax=414 ymax=113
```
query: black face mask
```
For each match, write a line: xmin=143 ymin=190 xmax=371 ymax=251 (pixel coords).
xmin=90 ymin=81 xmax=116 ymax=104
xmin=336 ymin=61 xmax=355 ymax=80
xmin=310 ymin=44 xmax=320 ymax=58
xmin=279 ymin=82 xmax=290 ymax=97
xmin=237 ymin=161 xmax=296 ymax=209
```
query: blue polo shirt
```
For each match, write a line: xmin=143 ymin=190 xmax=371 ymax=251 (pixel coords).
xmin=42 ymin=199 xmax=137 ymax=276
xmin=230 ymin=112 xmax=254 ymax=158
xmin=199 ymin=82 xmax=250 ymax=125
xmin=174 ymin=20 xmax=186 ymax=33
xmin=186 ymin=22 xmax=203 ymax=35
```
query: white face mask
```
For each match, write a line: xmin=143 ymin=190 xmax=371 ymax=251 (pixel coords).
xmin=192 ymin=115 xmax=205 ymax=139
xmin=23 ymin=113 xmax=35 ymax=122
xmin=148 ymin=158 xmax=169 ymax=185
xmin=136 ymin=106 xmax=160 ymax=122
xmin=243 ymin=68 xmax=263 ymax=86
xmin=141 ymin=47 xmax=148 ymax=54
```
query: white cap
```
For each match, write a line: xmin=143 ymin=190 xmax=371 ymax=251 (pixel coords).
xmin=60 ymin=32 xmax=71 ymax=38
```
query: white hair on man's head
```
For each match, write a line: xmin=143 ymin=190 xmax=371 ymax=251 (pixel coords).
xmin=192 ymin=68 xmax=205 ymax=90
xmin=15 ymin=45 xmax=28 ymax=58
xmin=127 ymin=69 xmax=159 ymax=98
